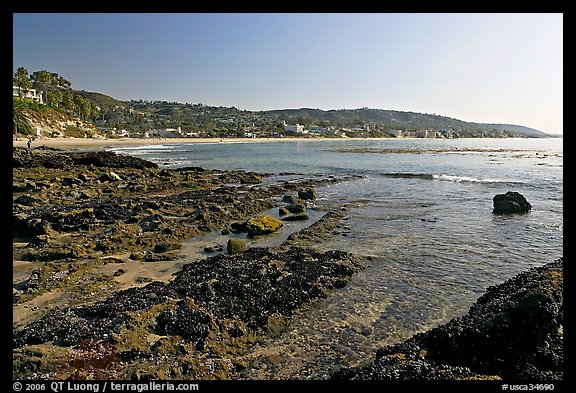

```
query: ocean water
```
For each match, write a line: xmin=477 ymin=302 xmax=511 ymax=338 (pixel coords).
xmin=107 ymin=138 xmax=563 ymax=379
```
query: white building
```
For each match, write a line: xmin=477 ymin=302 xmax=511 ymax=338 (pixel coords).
xmin=284 ymin=123 xmax=305 ymax=133
xmin=147 ymin=127 xmax=182 ymax=138
xmin=13 ymin=86 xmax=44 ymax=104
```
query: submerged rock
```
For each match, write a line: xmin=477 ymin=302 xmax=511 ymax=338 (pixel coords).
xmin=282 ymin=213 xmax=309 ymax=221
xmin=493 ymin=191 xmax=532 ymax=214
xmin=333 ymin=258 xmax=563 ymax=381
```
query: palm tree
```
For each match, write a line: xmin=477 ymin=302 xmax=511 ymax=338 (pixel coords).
xmin=31 ymin=70 xmax=55 ymax=106
xmin=13 ymin=67 xmax=32 ymax=103
xmin=13 ymin=102 xmax=32 ymax=135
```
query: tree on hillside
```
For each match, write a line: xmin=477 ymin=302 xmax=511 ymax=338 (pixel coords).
xmin=90 ymin=101 xmax=100 ymax=121
xmin=74 ymin=94 xmax=91 ymax=120
xmin=31 ymin=70 xmax=55 ymax=105
xmin=13 ymin=67 xmax=32 ymax=102
xmin=50 ymin=89 xmax=63 ymax=108
xmin=62 ymin=90 xmax=75 ymax=113
xmin=54 ymin=74 xmax=72 ymax=89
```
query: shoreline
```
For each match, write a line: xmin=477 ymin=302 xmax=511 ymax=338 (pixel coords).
xmin=13 ymin=146 xmax=360 ymax=379
xmin=12 ymin=145 xmax=563 ymax=381
xmin=13 ymin=135 xmax=562 ymax=151
xmin=12 ymin=136 xmax=374 ymax=150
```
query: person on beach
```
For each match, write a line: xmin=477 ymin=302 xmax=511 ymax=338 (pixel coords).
xmin=27 ymin=138 xmax=33 ymax=149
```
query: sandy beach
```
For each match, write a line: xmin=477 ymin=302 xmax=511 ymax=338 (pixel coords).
xmin=13 ymin=136 xmax=356 ymax=150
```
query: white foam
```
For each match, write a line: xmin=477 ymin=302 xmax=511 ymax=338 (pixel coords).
xmin=432 ymin=174 xmax=504 ymax=183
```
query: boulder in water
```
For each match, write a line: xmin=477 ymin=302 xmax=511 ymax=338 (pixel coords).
xmin=493 ymin=191 xmax=532 ymax=214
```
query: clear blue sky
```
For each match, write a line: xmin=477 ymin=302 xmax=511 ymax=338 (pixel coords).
xmin=13 ymin=13 xmax=563 ymax=134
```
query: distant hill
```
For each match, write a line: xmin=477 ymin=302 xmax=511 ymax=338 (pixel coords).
xmin=69 ymin=89 xmax=554 ymax=138
xmin=482 ymin=123 xmax=550 ymax=138
xmin=14 ymin=67 xmax=556 ymax=139
xmin=74 ymin=90 xmax=127 ymax=109
xmin=264 ymin=108 xmax=553 ymax=138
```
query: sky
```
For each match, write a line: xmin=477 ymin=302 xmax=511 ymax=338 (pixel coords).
xmin=13 ymin=13 xmax=563 ymax=134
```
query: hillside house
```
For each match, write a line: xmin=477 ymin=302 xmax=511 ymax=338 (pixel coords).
xmin=13 ymin=86 xmax=44 ymax=104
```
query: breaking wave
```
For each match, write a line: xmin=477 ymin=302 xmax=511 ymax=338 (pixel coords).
xmin=382 ymin=173 xmax=516 ymax=183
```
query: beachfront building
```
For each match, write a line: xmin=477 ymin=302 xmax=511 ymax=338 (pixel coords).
xmin=284 ymin=123 xmax=305 ymax=134
xmin=416 ymin=129 xmax=437 ymax=138
xmin=13 ymin=85 xmax=44 ymax=104
xmin=147 ymin=127 xmax=182 ymax=138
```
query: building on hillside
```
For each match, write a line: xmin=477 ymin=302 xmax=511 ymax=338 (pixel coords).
xmin=13 ymin=86 xmax=44 ymax=104
xmin=283 ymin=122 xmax=305 ymax=134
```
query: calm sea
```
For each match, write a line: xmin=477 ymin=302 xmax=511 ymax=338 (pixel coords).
xmin=107 ymin=137 xmax=563 ymax=379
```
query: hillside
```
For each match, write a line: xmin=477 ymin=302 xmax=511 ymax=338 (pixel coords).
xmin=74 ymin=90 xmax=127 ymax=109
xmin=13 ymin=101 xmax=105 ymax=139
xmin=14 ymin=91 xmax=555 ymax=140
xmin=13 ymin=66 xmax=557 ymax=139
xmin=264 ymin=108 xmax=552 ymax=138
xmin=119 ymin=100 xmax=554 ymax=138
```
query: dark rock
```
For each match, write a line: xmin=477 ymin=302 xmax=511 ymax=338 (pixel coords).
xmin=334 ymin=258 xmax=563 ymax=381
xmin=153 ymin=242 xmax=182 ymax=254
xmin=493 ymin=191 xmax=532 ymax=214
xmin=13 ymin=146 xmax=73 ymax=169
xmin=278 ymin=207 xmax=289 ymax=216
xmin=13 ymin=182 xmax=35 ymax=193
xmin=26 ymin=269 xmax=42 ymax=291
xmin=239 ymin=173 xmax=263 ymax=184
xmin=129 ymin=252 xmax=145 ymax=260
xmin=282 ymin=213 xmax=309 ymax=221
xmin=287 ymin=200 xmax=307 ymax=213
xmin=144 ymin=251 xmax=180 ymax=262
xmin=298 ymin=188 xmax=317 ymax=200
xmin=13 ymin=248 xmax=364 ymax=349
xmin=154 ymin=300 xmax=212 ymax=350
xmin=170 ymin=247 xmax=364 ymax=329
xmin=99 ymin=172 xmax=122 ymax=182
xmin=26 ymin=235 xmax=50 ymax=249
xmin=230 ymin=222 xmax=248 ymax=233
xmin=113 ymin=269 xmax=126 ymax=277
xmin=13 ymin=282 xmax=177 ymax=348
xmin=62 ymin=177 xmax=83 ymax=187
xmin=67 ymin=151 xmax=158 ymax=169
xmin=282 ymin=195 xmax=299 ymax=204
xmin=14 ymin=195 xmax=43 ymax=206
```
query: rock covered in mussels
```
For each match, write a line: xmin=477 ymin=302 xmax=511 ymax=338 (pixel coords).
xmin=13 ymin=247 xmax=364 ymax=350
xmin=333 ymin=258 xmax=563 ymax=381
xmin=493 ymin=191 xmax=532 ymax=214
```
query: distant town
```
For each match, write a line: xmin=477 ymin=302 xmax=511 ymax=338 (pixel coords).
xmin=13 ymin=67 xmax=554 ymax=140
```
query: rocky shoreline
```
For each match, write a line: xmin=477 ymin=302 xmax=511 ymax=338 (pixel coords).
xmin=12 ymin=146 xmax=363 ymax=379
xmin=333 ymin=258 xmax=563 ymax=381
xmin=12 ymin=146 xmax=563 ymax=381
